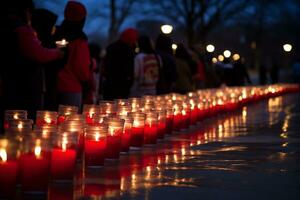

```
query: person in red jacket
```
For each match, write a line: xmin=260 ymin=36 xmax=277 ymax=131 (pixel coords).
xmin=56 ymin=1 xmax=90 ymax=109
xmin=1 ymin=0 xmax=64 ymax=120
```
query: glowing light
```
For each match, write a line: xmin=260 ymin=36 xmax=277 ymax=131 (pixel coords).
xmin=172 ymin=44 xmax=178 ymax=50
xmin=232 ymin=53 xmax=240 ymax=61
xmin=212 ymin=57 xmax=218 ymax=63
xmin=161 ymin=24 xmax=173 ymax=34
xmin=206 ymin=44 xmax=215 ymax=53
xmin=280 ymin=133 xmax=288 ymax=139
xmin=34 ymin=146 xmax=42 ymax=158
xmin=223 ymin=50 xmax=231 ymax=58
xmin=283 ymin=44 xmax=292 ymax=52
xmin=44 ymin=117 xmax=51 ymax=124
xmin=218 ymin=55 xmax=224 ymax=62
xmin=0 ymin=149 xmax=7 ymax=162
xmin=13 ymin=114 xmax=19 ymax=120
xmin=17 ymin=123 xmax=23 ymax=130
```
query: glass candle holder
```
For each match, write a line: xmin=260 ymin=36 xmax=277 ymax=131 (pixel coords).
xmin=0 ymin=138 xmax=19 ymax=199
xmin=114 ymin=99 xmax=129 ymax=108
xmin=105 ymin=117 xmax=124 ymax=160
xmin=92 ymin=113 xmax=108 ymax=125
xmin=118 ymin=115 xmax=133 ymax=153
xmin=5 ymin=119 xmax=33 ymax=136
xmin=19 ymin=137 xmax=51 ymax=194
xmin=129 ymin=112 xmax=145 ymax=149
xmin=156 ymin=110 xmax=166 ymax=139
xmin=144 ymin=111 xmax=158 ymax=145
xmin=33 ymin=124 xmax=57 ymax=140
xmin=4 ymin=110 xmax=27 ymax=130
xmin=59 ymin=120 xmax=85 ymax=160
xmin=181 ymin=102 xmax=191 ymax=130
xmin=58 ymin=105 xmax=79 ymax=124
xmin=83 ymin=104 xmax=100 ymax=124
xmin=84 ymin=125 xmax=107 ymax=167
xmin=172 ymin=102 xmax=183 ymax=132
xmin=165 ymin=108 xmax=174 ymax=134
xmin=36 ymin=111 xmax=58 ymax=126
xmin=50 ymin=132 xmax=78 ymax=182
xmin=117 ymin=105 xmax=131 ymax=116
xmin=129 ymin=98 xmax=141 ymax=112
xmin=99 ymin=101 xmax=116 ymax=115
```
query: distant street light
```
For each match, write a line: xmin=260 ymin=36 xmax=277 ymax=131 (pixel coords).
xmin=283 ymin=44 xmax=292 ymax=52
xmin=223 ymin=50 xmax=231 ymax=58
xmin=172 ymin=44 xmax=178 ymax=50
xmin=212 ymin=57 xmax=218 ymax=63
xmin=232 ymin=53 xmax=240 ymax=61
xmin=218 ymin=55 xmax=224 ymax=62
xmin=161 ymin=24 xmax=173 ymax=34
xmin=206 ymin=44 xmax=215 ymax=53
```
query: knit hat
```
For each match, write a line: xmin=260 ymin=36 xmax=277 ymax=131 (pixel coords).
xmin=120 ymin=28 xmax=138 ymax=44
xmin=64 ymin=1 xmax=87 ymax=22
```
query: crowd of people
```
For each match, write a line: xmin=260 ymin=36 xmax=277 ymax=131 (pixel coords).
xmin=0 ymin=0 xmax=252 ymax=124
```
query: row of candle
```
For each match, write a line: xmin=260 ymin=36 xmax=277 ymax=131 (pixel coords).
xmin=0 ymin=84 xmax=299 ymax=198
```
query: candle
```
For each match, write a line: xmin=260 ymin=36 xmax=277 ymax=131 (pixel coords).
xmin=50 ymin=133 xmax=77 ymax=182
xmin=118 ymin=115 xmax=133 ymax=153
xmin=19 ymin=139 xmax=51 ymax=193
xmin=144 ymin=111 xmax=158 ymax=145
xmin=105 ymin=118 xmax=124 ymax=159
xmin=83 ymin=104 xmax=100 ymax=124
xmin=58 ymin=105 xmax=78 ymax=124
xmin=99 ymin=100 xmax=116 ymax=115
xmin=84 ymin=126 xmax=107 ymax=167
xmin=4 ymin=110 xmax=27 ymax=130
xmin=36 ymin=111 xmax=58 ymax=126
xmin=0 ymin=139 xmax=18 ymax=198
xmin=129 ymin=113 xmax=145 ymax=149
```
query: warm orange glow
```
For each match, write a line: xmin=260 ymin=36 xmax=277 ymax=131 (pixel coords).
xmin=0 ymin=148 xmax=7 ymax=162
xmin=34 ymin=146 xmax=42 ymax=158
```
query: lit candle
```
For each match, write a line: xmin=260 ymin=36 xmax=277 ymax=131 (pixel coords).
xmin=4 ymin=110 xmax=27 ymax=130
xmin=84 ymin=126 xmax=107 ymax=167
xmin=0 ymin=139 xmax=18 ymax=198
xmin=105 ymin=118 xmax=124 ymax=160
xmin=83 ymin=105 xmax=100 ymax=124
xmin=50 ymin=133 xmax=77 ymax=182
xmin=129 ymin=113 xmax=145 ymax=149
xmin=36 ymin=111 xmax=58 ymax=126
xmin=156 ymin=110 xmax=167 ymax=139
xmin=58 ymin=105 xmax=78 ymax=124
xmin=144 ymin=112 xmax=158 ymax=145
xmin=119 ymin=115 xmax=133 ymax=153
xmin=19 ymin=139 xmax=51 ymax=193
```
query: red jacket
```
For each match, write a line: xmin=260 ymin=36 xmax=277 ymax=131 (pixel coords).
xmin=58 ymin=39 xmax=90 ymax=93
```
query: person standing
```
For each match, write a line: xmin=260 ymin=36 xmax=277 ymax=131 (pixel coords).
xmin=130 ymin=35 xmax=160 ymax=97
xmin=1 ymin=0 xmax=63 ymax=120
xmin=56 ymin=1 xmax=90 ymax=109
xmin=103 ymin=28 xmax=138 ymax=100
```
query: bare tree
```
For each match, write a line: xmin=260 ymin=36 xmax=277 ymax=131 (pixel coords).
xmin=151 ymin=0 xmax=249 ymax=46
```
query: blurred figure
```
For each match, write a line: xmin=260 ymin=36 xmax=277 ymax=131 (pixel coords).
xmin=270 ymin=60 xmax=279 ymax=84
xmin=103 ymin=28 xmax=138 ymax=100
xmin=174 ymin=44 xmax=195 ymax=94
xmin=130 ymin=35 xmax=160 ymax=97
xmin=31 ymin=8 xmax=60 ymax=111
xmin=233 ymin=58 xmax=252 ymax=86
xmin=1 ymin=0 xmax=63 ymax=120
xmin=215 ymin=58 xmax=235 ymax=86
xmin=155 ymin=33 xmax=177 ymax=94
xmin=56 ymin=1 xmax=90 ymax=109
xmin=189 ymin=47 xmax=206 ymax=89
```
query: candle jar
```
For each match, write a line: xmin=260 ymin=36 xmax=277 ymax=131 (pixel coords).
xmin=106 ymin=117 xmax=124 ymax=160
xmin=0 ymin=138 xmax=19 ymax=199
xmin=19 ymin=137 xmax=51 ymax=194
xmin=33 ymin=124 xmax=57 ymax=140
xmin=144 ymin=111 xmax=158 ymax=145
xmin=4 ymin=110 xmax=27 ymax=130
xmin=156 ymin=110 xmax=166 ymax=139
xmin=59 ymin=120 xmax=85 ymax=161
xmin=58 ymin=105 xmax=78 ymax=124
xmin=5 ymin=119 xmax=33 ymax=136
xmin=99 ymin=101 xmax=116 ymax=115
xmin=36 ymin=111 xmax=58 ymax=126
xmin=92 ymin=113 xmax=108 ymax=125
xmin=129 ymin=112 xmax=145 ymax=149
xmin=83 ymin=104 xmax=100 ymax=124
xmin=181 ymin=102 xmax=191 ymax=130
xmin=118 ymin=115 xmax=133 ymax=153
xmin=117 ymin=105 xmax=131 ymax=116
xmin=114 ymin=99 xmax=129 ymax=108
xmin=50 ymin=132 xmax=78 ymax=182
xmin=165 ymin=107 xmax=174 ymax=135
xmin=129 ymin=98 xmax=141 ymax=112
xmin=189 ymin=98 xmax=198 ymax=125
xmin=84 ymin=125 xmax=107 ymax=167
xmin=173 ymin=102 xmax=183 ymax=132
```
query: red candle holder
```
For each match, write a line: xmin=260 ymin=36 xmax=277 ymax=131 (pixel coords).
xmin=105 ymin=117 xmax=124 ymax=160
xmin=19 ymin=137 xmax=51 ymax=194
xmin=118 ymin=115 xmax=133 ymax=153
xmin=36 ymin=111 xmax=58 ymax=126
xmin=84 ymin=125 xmax=107 ymax=167
xmin=144 ymin=111 xmax=158 ymax=145
xmin=172 ymin=102 xmax=183 ymax=132
xmin=4 ymin=110 xmax=27 ymax=130
xmin=165 ymin=108 xmax=174 ymax=135
xmin=50 ymin=133 xmax=78 ymax=182
xmin=129 ymin=112 xmax=145 ymax=149
xmin=58 ymin=105 xmax=78 ymax=124
xmin=0 ymin=138 xmax=19 ymax=199
xmin=156 ymin=110 xmax=166 ymax=139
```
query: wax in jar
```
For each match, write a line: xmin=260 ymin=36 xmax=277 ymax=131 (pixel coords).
xmin=157 ymin=122 xmax=166 ymax=139
xmin=130 ymin=127 xmax=144 ymax=148
xmin=85 ymin=139 xmax=106 ymax=167
xmin=172 ymin=114 xmax=182 ymax=131
xmin=144 ymin=124 xmax=157 ymax=144
xmin=121 ymin=129 xmax=131 ymax=152
xmin=166 ymin=116 xmax=173 ymax=134
xmin=0 ymin=160 xmax=18 ymax=198
xmin=51 ymin=148 xmax=76 ymax=181
xmin=106 ymin=133 xmax=122 ymax=159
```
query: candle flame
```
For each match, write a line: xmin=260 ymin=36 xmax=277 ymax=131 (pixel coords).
xmin=45 ymin=117 xmax=51 ymax=124
xmin=34 ymin=146 xmax=42 ymax=158
xmin=133 ymin=120 xmax=140 ymax=127
xmin=13 ymin=114 xmax=19 ymax=120
xmin=17 ymin=123 xmax=23 ymax=129
xmin=0 ymin=148 xmax=7 ymax=162
xmin=95 ymin=132 xmax=100 ymax=141
xmin=109 ymin=127 xmax=115 ymax=136
xmin=62 ymin=134 xmax=68 ymax=151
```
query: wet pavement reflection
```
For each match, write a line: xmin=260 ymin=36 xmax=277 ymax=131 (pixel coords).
xmin=43 ymin=93 xmax=300 ymax=200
